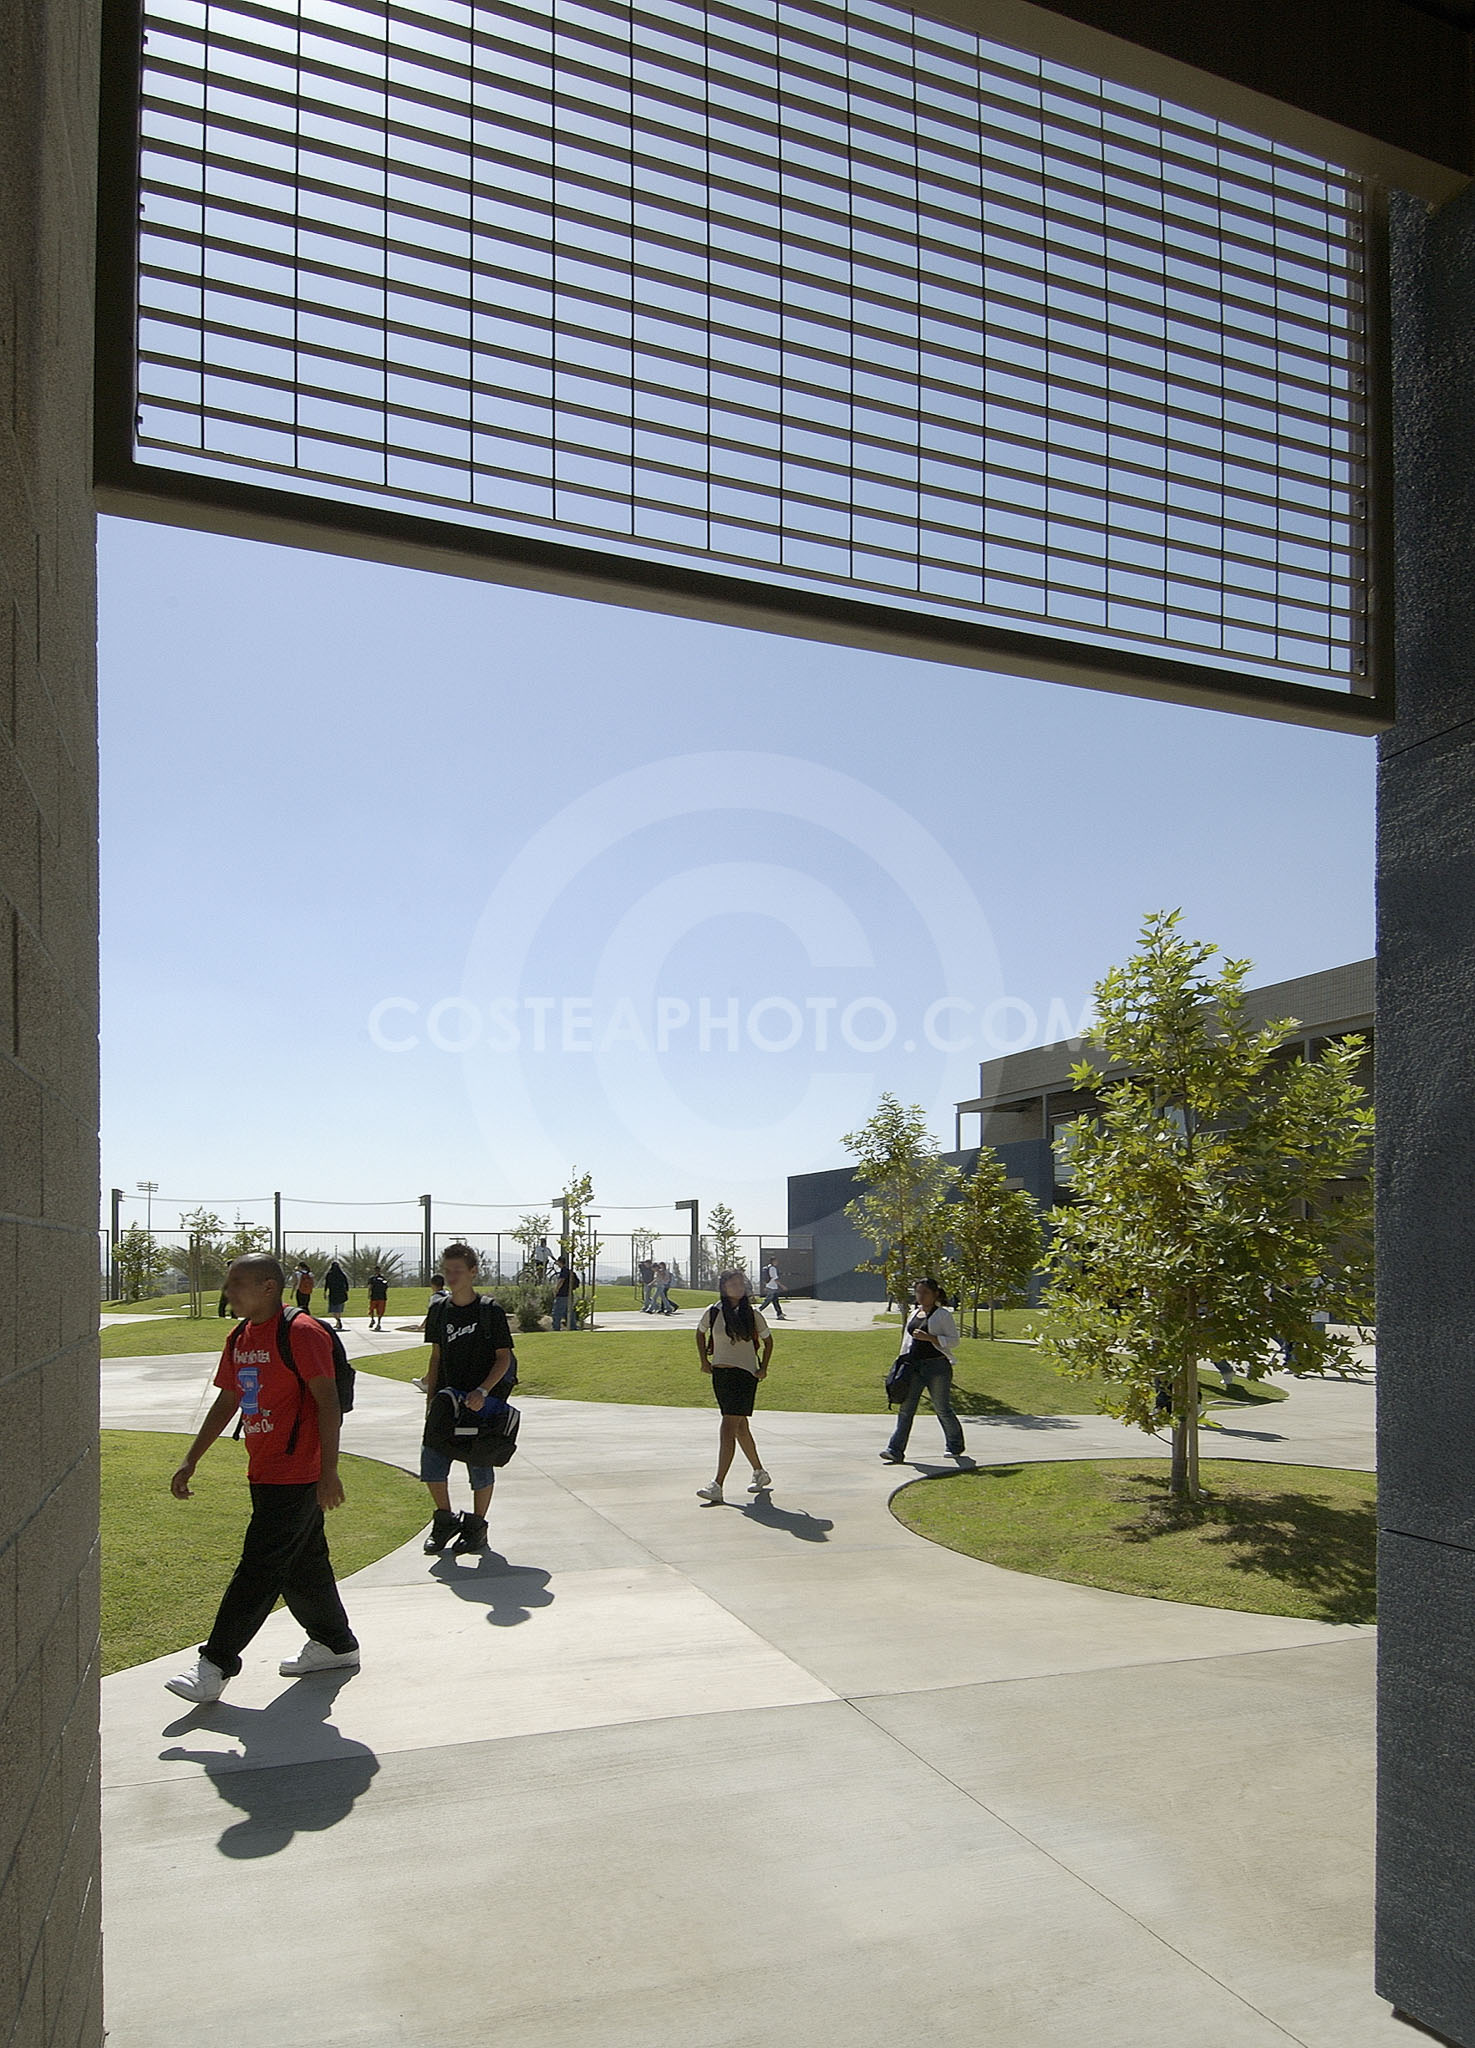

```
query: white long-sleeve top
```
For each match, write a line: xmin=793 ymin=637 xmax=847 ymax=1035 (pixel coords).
xmin=902 ymin=1304 xmax=958 ymax=1361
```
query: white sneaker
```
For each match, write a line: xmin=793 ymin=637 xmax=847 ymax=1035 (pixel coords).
xmin=748 ymin=1469 xmax=772 ymax=1491
xmin=410 ymin=1376 xmax=428 ymax=1392
xmin=164 ymin=1654 xmax=227 ymax=1704
xmin=278 ymin=1640 xmax=361 ymax=1677
xmin=696 ymin=1482 xmax=724 ymax=1505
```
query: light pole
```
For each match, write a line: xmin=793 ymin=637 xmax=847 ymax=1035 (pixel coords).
xmin=136 ymin=1181 xmax=158 ymax=1234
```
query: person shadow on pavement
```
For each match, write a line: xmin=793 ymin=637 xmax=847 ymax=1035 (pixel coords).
xmin=428 ymin=1550 xmax=555 ymax=1626
xmin=738 ymin=1494 xmax=834 ymax=1542
xmin=160 ymin=1669 xmax=377 ymax=1859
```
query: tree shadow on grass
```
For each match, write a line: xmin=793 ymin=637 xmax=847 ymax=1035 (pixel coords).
xmin=949 ymin=1383 xmax=1028 ymax=1418
xmin=1112 ymin=1472 xmax=1377 ymax=1625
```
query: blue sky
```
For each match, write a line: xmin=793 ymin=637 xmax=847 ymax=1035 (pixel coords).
xmin=98 ymin=514 xmax=1374 ymax=1247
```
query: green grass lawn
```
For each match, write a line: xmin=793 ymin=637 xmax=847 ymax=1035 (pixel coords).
xmin=891 ymin=1457 xmax=1375 ymax=1624
xmin=359 ymin=1328 xmax=1289 ymax=1418
xmin=100 ymin=1431 xmax=428 ymax=1674
xmin=102 ymin=1317 xmax=236 ymax=1357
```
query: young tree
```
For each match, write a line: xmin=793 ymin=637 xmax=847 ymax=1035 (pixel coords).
xmin=951 ymin=1151 xmax=1045 ymax=1338
xmin=843 ymin=1095 xmax=959 ymax=1310
xmin=1039 ymin=911 xmax=1374 ymax=1502
xmin=556 ymin=1170 xmax=599 ymax=1328
xmin=512 ymin=1212 xmax=552 ymax=1277
xmin=707 ymin=1202 xmax=742 ymax=1275
xmin=221 ymin=1215 xmax=272 ymax=1265
xmin=114 ymin=1225 xmax=167 ymax=1302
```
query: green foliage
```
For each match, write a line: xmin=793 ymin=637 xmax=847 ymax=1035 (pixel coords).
xmin=554 ymin=1169 xmax=600 ymax=1323
xmin=341 ymin=1243 xmax=407 ymax=1287
xmin=511 ymin=1212 xmax=552 ymax=1277
xmin=843 ymin=1094 xmax=958 ymax=1308
xmin=949 ymin=1149 xmax=1045 ymax=1337
xmin=114 ymin=1226 xmax=170 ymax=1302
xmin=1039 ymin=911 xmax=1375 ymax=1501
xmin=707 ymin=1202 xmax=742 ymax=1276
xmin=496 ymin=1281 xmax=553 ymax=1332
xmin=220 ymin=1215 xmax=273 ymax=1265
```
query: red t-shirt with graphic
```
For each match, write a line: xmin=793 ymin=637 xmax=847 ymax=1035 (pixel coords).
xmin=215 ymin=1312 xmax=335 ymax=1483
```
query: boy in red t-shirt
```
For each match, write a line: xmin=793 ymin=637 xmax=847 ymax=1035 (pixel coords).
xmin=165 ymin=1253 xmax=359 ymax=1704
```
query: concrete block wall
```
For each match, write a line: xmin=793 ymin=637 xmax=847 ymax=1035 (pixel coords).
xmin=0 ymin=0 xmax=104 ymax=2041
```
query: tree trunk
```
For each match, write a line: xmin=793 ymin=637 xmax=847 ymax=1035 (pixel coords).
xmin=988 ymin=1297 xmax=996 ymax=1340
xmin=1169 ymin=1359 xmax=1201 ymax=1501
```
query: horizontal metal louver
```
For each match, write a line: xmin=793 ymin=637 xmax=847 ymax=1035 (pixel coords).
xmin=113 ymin=0 xmax=1380 ymax=708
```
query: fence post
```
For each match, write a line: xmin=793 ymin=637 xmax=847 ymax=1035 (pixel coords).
xmin=675 ymin=1198 xmax=698 ymax=1301
xmin=273 ymin=1191 xmax=282 ymax=1260
xmin=420 ymin=1194 xmax=432 ymax=1283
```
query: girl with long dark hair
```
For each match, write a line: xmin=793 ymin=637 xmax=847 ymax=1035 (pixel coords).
xmin=694 ymin=1269 xmax=773 ymax=1503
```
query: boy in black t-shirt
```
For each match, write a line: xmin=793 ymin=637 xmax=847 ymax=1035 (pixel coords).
xmin=420 ymin=1243 xmax=514 ymax=1556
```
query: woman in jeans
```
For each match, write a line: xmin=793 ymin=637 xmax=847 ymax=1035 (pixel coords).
xmin=881 ymin=1277 xmax=967 ymax=1464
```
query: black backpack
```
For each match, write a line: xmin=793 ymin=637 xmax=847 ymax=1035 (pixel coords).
xmin=422 ymin=1388 xmax=520 ymax=1467
xmin=229 ymin=1308 xmax=356 ymax=1452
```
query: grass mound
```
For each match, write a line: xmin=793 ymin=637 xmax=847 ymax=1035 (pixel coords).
xmin=101 ymin=1431 xmax=428 ymax=1673
xmin=890 ymin=1457 xmax=1375 ymax=1624
xmin=361 ymin=1329 xmax=1290 ymax=1419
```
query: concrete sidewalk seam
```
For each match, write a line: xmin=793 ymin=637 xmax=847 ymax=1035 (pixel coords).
xmin=834 ymin=1627 xmax=1377 ymax=1707
xmin=839 ymin=1692 xmax=1322 ymax=2048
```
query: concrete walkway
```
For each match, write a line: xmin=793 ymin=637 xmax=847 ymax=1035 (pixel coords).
xmin=99 ymin=1351 xmax=1396 ymax=2047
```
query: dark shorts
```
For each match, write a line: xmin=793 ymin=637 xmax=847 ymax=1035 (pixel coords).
xmin=710 ymin=1366 xmax=757 ymax=1416
xmin=419 ymin=1445 xmax=497 ymax=1490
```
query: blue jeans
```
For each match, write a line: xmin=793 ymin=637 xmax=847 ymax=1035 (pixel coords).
xmin=552 ymin=1293 xmax=576 ymax=1329
xmin=888 ymin=1364 xmax=964 ymax=1458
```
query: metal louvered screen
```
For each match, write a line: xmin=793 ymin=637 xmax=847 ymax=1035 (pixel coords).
xmin=99 ymin=0 xmax=1387 ymax=722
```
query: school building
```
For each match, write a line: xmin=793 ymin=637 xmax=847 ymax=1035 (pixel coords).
xmin=787 ymin=958 xmax=1374 ymax=1299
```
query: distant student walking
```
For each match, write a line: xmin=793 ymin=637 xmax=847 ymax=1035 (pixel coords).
xmin=650 ymin=1260 xmax=674 ymax=1315
xmin=323 ymin=1259 xmax=350 ymax=1331
xmin=164 ymin=1253 xmax=359 ymax=1703
xmin=695 ymin=1270 xmax=773 ymax=1504
xmin=881 ymin=1278 xmax=967 ymax=1464
xmin=367 ymin=1269 xmax=388 ymax=1331
xmin=760 ymin=1259 xmax=787 ymax=1320
xmin=551 ymin=1254 xmax=580 ymax=1331
xmin=291 ymin=1263 xmax=314 ymax=1312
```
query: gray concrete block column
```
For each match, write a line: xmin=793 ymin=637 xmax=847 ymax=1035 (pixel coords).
xmin=0 ymin=0 xmax=103 ymax=2042
xmin=1377 ymin=183 xmax=1475 ymax=2047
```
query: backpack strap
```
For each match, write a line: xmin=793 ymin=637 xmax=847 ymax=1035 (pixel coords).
xmin=227 ymin=1317 xmax=250 ymax=1438
xmin=476 ymin=1295 xmax=517 ymax=1391
xmin=277 ymin=1308 xmax=310 ymax=1455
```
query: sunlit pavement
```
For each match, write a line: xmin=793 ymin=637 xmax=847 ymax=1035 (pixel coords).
xmin=99 ymin=1347 xmax=1395 ymax=2047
